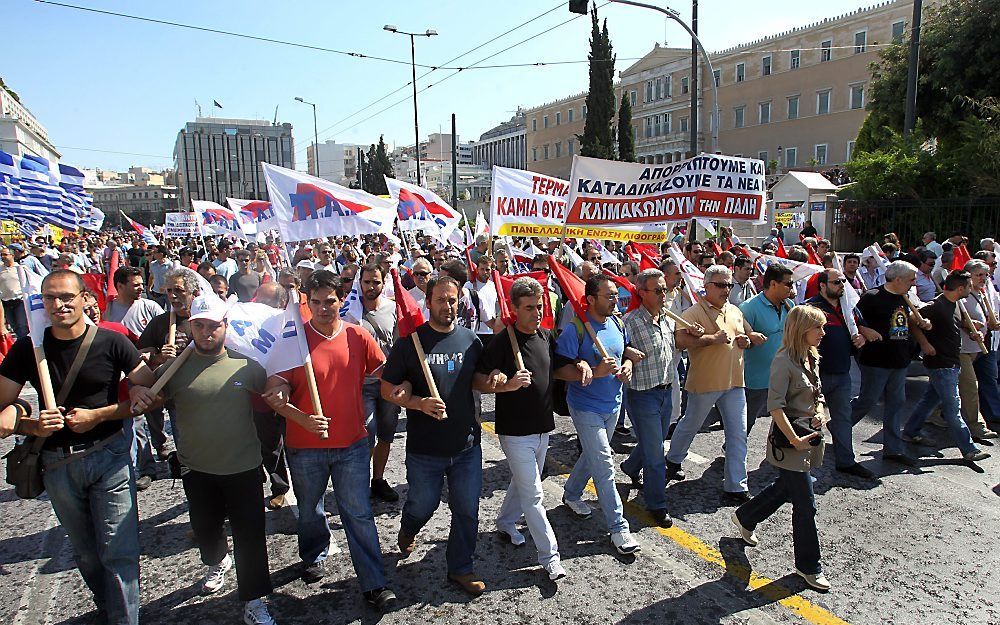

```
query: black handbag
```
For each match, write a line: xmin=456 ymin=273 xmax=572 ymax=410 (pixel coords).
xmin=4 ymin=325 xmax=97 ymax=499
xmin=769 ymin=358 xmax=826 ymax=449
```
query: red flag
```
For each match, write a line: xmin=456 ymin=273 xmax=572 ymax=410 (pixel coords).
xmin=630 ymin=240 xmax=660 ymax=257
xmin=602 ymin=268 xmax=641 ymax=313
xmin=106 ymin=249 xmax=120 ymax=299
xmin=495 ymin=271 xmax=555 ymax=329
xmin=708 ymin=240 xmax=723 ymax=256
xmin=799 ymin=233 xmax=806 ymax=242
xmin=81 ymin=274 xmax=107 ymax=313
xmin=951 ymin=244 xmax=971 ymax=271
xmin=774 ymin=238 xmax=787 ymax=259
xmin=804 ymin=242 xmax=823 ymax=265
xmin=391 ymin=268 xmax=425 ymax=338
xmin=722 ymin=236 xmax=734 ymax=251
xmin=547 ymin=255 xmax=588 ymax=319
xmin=638 ymin=249 xmax=658 ymax=271
xmin=464 ymin=246 xmax=478 ymax=278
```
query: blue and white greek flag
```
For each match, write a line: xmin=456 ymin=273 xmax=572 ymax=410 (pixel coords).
xmin=0 ymin=150 xmax=92 ymax=232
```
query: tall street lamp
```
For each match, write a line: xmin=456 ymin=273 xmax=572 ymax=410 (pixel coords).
xmin=384 ymin=24 xmax=437 ymax=186
xmin=294 ymin=96 xmax=319 ymax=177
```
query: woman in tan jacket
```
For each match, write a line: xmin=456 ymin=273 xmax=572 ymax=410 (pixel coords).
xmin=730 ymin=305 xmax=832 ymax=592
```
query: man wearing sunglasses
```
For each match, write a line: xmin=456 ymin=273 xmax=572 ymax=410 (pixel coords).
xmin=668 ymin=265 xmax=764 ymax=504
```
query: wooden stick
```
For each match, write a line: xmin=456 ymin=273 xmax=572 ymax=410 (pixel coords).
xmin=149 ymin=342 xmax=193 ymax=395
xmin=288 ymin=287 xmax=329 ymax=439
xmin=413 ymin=333 xmax=446 ymax=420
xmin=32 ymin=346 xmax=57 ymax=410
xmin=506 ymin=325 xmax=525 ymax=371
xmin=663 ymin=307 xmax=694 ymax=329
xmin=167 ymin=310 xmax=176 ymax=345
xmin=958 ymin=299 xmax=989 ymax=355
xmin=582 ymin=319 xmax=610 ymax=360
xmin=903 ymin=293 xmax=928 ymax=327
xmin=982 ymin=287 xmax=1000 ymax=328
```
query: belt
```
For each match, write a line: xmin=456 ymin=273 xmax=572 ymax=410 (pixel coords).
xmin=49 ymin=431 xmax=119 ymax=454
xmin=650 ymin=382 xmax=673 ymax=390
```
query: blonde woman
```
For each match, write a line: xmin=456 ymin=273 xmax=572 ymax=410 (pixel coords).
xmin=730 ymin=305 xmax=832 ymax=592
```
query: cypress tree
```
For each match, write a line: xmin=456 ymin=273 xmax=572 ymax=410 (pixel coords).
xmin=580 ymin=3 xmax=616 ymax=160
xmin=617 ymin=91 xmax=635 ymax=162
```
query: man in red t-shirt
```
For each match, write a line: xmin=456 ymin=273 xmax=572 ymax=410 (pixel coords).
xmin=264 ymin=270 xmax=396 ymax=611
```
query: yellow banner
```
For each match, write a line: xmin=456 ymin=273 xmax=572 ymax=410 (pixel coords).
xmin=497 ymin=223 xmax=668 ymax=244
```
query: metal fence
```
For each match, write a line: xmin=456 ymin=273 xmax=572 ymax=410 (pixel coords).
xmin=829 ymin=198 xmax=1000 ymax=251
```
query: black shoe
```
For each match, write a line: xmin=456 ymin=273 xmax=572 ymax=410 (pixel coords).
xmin=650 ymin=509 xmax=673 ymax=528
xmin=371 ymin=478 xmax=400 ymax=502
xmin=665 ymin=461 xmax=685 ymax=481
xmin=883 ymin=452 xmax=916 ymax=467
xmin=721 ymin=490 xmax=751 ymax=505
xmin=135 ymin=475 xmax=153 ymax=491
xmin=363 ymin=587 xmax=397 ymax=611
xmin=836 ymin=463 xmax=876 ymax=480
xmin=619 ymin=462 xmax=642 ymax=489
xmin=301 ymin=560 xmax=326 ymax=584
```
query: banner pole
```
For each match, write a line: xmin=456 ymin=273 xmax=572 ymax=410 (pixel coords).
xmin=289 ymin=287 xmax=329 ymax=439
xmin=32 ymin=346 xmax=57 ymax=410
xmin=167 ymin=310 xmax=176 ymax=346
xmin=149 ymin=342 xmax=194 ymax=395
xmin=506 ymin=325 xmax=525 ymax=371
xmin=412 ymin=333 xmax=447 ymax=419
xmin=958 ymin=299 xmax=989 ymax=354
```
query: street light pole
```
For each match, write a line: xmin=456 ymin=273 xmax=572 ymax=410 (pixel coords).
xmin=610 ymin=0 xmax=719 ymax=153
xmin=384 ymin=25 xmax=438 ymax=186
xmin=294 ymin=97 xmax=319 ymax=177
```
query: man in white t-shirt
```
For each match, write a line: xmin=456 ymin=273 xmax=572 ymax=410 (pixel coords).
xmin=212 ymin=241 xmax=238 ymax=281
xmin=407 ymin=257 xmax=433 ymax=319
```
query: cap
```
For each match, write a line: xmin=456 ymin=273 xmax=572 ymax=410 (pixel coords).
xmin=7 ymin=243 xmax=23 ymax=252
xmin=188 ymin=293 xmax=236 ymax=322
xmin=296 ymin=259 xmax=315 ymax=270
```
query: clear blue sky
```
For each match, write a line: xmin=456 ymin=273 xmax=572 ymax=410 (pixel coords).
xmin=5 ymin=0 xmax=881 ymax=172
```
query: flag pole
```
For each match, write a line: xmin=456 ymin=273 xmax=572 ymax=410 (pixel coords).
xmin=32 ymin=346 xmax=57 ymax=410
xmin=412 ymin=333 xmax=446 ymax=419
xmin=958 ymin=299 xmax=989 ymax=354
xmin=167 ymin=310 xmax=176 ymax=346
xmin=290 ymin=287 xmax=329 ymax=439
xmin=506 ymin=325 xmax=525 ymax=371
xmin=149 ymin=342 xmax=194 ymax=395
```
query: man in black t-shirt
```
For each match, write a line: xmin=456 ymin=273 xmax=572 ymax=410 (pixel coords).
xmin=476 ymin=276 xmax=566 ymax=582
xmin=903 ymin=271 xmax=990 ymax=463
xmin=381 ymin=276 xmax=495 ymax=596
xmin=850 ymin=260 xmax=931 ymax=467
xmin=0 ymin=270 xmax=156 ymax=625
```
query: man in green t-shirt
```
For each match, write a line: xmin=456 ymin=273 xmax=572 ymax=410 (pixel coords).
xmin=131 ymin=294 xmax=280 ymax=625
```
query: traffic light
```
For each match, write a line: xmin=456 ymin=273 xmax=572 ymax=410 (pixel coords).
xmin=569 ymin=0 xmax=588 ymax=15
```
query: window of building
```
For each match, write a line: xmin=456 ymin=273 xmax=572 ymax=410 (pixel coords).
xmin=847 ymin=140 xmax=856 ymax=161
xmin=555 ymin=111 xmax=561 ymax=125
xmin=821 ymin=39 xmax=832 ymax=62
xmin=681 ymin=77 xmax=689 ymax=94
xmin=817 ymin=90 xmax=831 ymax=115
xmin=569 ymin=108 xmax=575 ymax=123
xmin=762 ymin=55 xmax=771 ymax=76
xmin=646 ymin=80 xmax=653 ymax=102
xmin=734 ymin=106 xmax=746 ymax=129
xmin=629 ymin=91 xmax=636 ymax=107
xmin=736 ymin=62 xmax=745 ymax=83
xmin=759 ymin=101 xmax=771 ymax=124
xmin=788 ymin=96 xmax=800 ymax=120
xmin=532 ymin=147 xmax=537 ymax=161
xmin=815 ymin=144 xmax=828 ymax=165
xmin=892 ymin=20 xmax=906 ymax=43
xmin=655 ymin=77 xmax=663 ymax=99
xmin=790 ymin=49 xmax=800 ymax=69
xmin=653 ymin=114 xmax=660 ymax=136
xmin=758 ymin=150 xmax=768 ymax=165
xmin=555 ymin=142 xmax=562 ymax=157
xmin=854 ymin=30 xmax=867 ymax=54
xmin=785 ymin=147 xmax=798 ymax=167
xmin=664 ymin=113 xmax=672 ymax=134
xmin=543 ymin=115 xmax=549 ymax=128
xmin=713 ymin=69 xmax=721 ymax=86
xmin=645 ymin=117 xmax=652 ymax=138
xmin=568 ymin=139 xmax=575 ymax=155
xmin=680 ymin=116 xmax=689 ymax=133
xmin=850 ymin=84 xmax=865 ymax=110
xmin=582 ymin=104 xmax=588 ymax=119
xmin=665 ymin=75 xmax=672 ymax=97
xmin=543 ymin=145 xmax=549 ymax=159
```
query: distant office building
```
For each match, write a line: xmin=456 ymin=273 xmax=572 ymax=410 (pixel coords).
xmin=306 ymin=140 xmax=363 ymax=186
xmin=173 ymin=117 xmax=294 ymax=208
xmin=0 ymin=82 xmax=60 ymax=162
xmin=472 ymin=109 xmax=527 ymax=171
xmin=419 ymin=133 xmax=473 ymax=166
xmin=89 ymin=183 xmax=180 ymax=227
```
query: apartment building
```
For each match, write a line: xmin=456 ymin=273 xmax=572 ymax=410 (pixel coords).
xmin=524 ymin=91 xmax=589 ymax=180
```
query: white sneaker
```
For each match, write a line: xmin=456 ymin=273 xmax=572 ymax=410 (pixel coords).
xmin=610 ymin=530 xmax=641 ymax=555
xmin=544 ymin=560 xmax=567 ymax=581
xmin=796 ymin=569 xmax=831 ymax=592
xmin=202 ymin=553 xmax=232 ymax=594
xmin=730 ymin=511 xmax=759 ymax=547
xmin=562 ymin=495 xmax=592 ymax=519
xmin=497 ymin=525 xmax=526 ymax=546
xmin=244 ymin=598 xmax=277 ymax=625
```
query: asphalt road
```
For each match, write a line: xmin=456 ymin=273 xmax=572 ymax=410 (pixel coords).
xmin=1 ymin=372 xmax=998 ymax=625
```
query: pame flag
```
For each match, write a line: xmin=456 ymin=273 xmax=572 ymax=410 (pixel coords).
xmin=339 ymin=277 xmax=364 ymax=324
xmin=262 ymin=163 xmax=395 ymax=243
xmin=79 ymin=206 xmax=105 ymax=231
xmin=0 ymin=150 xmax=90 ymax=231
xmin=120 ymin=211 xmax=159 ymax=245
xmin=385 ymin=177 xmax=461 ymax=243
xmin=193 ymin=200 xmax=245 ymax=238
xmin=226 ymin=197 xmax=278 ymax=236
xmin=226 ymin=297 xmax=309 ymax=376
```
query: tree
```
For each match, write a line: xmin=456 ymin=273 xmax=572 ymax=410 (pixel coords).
xmin=361 ymin=135 xmax=395 ymax=196
xmin=580 ymin=4 xmax=616 ymax=160
xmin=0 ymin=76 xmax=19 ymax=103
xmin=617 ymin=91 xmax=635 ymax=162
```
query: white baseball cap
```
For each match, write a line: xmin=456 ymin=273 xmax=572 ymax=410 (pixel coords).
xmin=188 ymin=294 xmax=236 ymax=322
xmin=296 ymin=259 xmax=315 ymax=270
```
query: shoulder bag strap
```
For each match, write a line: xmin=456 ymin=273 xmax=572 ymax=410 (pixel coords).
xmin=54 ymin=324 xmax=98 ymax=407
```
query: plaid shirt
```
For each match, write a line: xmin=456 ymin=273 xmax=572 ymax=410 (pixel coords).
xmin=624 ymin=305 xmax=675 ymax=391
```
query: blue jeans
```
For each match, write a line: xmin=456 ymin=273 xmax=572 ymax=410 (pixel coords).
xmin=667 ymin=387 xmax=749 ymax=493
xmin=621 ymin=386 xmax=672 ymax=512
xmin=401 ymin=444 xmax=482 ymax=575
xmin=850 ymin=365 xmax=907 ymax=455
xmin=821 ymin=371 xmax=857 ymax=467
xmin=41 ymin=434 xmax=139 ymax=625
xmin=2 ymin=298 xmax=28 ymax=339
xmin=564 ymin=407 xmax=628 ymax=534
xmin=736 ymin=469 xmax=821 ymax=575
xmin=904 ymin=366 xmax=978 ymax=455
xmin=285 ymin=439 xmax=387 ymax=592
xmin=973 ymin=348 xmax=1000 ymax=422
